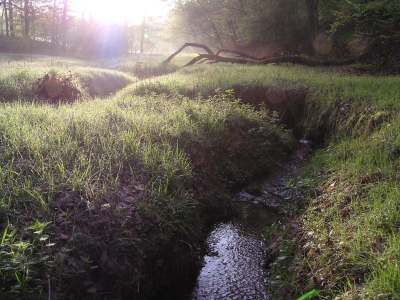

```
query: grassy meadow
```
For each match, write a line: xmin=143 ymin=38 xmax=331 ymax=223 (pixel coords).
xmin=0 ymin=53 xmax=399 ymax=299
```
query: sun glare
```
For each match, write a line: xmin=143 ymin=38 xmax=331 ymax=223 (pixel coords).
xmin=74 ymin=0 xmax=168 ymax=23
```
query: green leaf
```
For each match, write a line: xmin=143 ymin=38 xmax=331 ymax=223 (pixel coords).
xmin=1 ymin=226 xmax=8 ymax=246
xmin=297 ymin=289 xmax=319 ymax=300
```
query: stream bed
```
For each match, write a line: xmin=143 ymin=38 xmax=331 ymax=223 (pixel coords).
xmin=169 ymin=144 xmax=313 ymax=300
xmin=191 ymin=202 xmax=280 ymax=300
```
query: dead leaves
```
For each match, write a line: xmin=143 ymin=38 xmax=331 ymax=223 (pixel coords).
xmin=294 ymin=172 xmax=379 ymax=292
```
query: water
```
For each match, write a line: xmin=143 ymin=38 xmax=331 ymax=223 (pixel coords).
xmin=189 ymin=145 xmax=313 ymax=300
xmin=191 ymin=202 xmax=280 ymax=300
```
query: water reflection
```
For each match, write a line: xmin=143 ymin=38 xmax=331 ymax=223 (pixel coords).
xmin=191 ymin=203 xmax=279 ymax=300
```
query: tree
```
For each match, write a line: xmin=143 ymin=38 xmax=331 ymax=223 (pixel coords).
xmin=8 ymin=0 xmax=13 ymax=36
xmin=1 ymin=0 xmax=10 ymax=36
xmin=168 ymin=0 xmax=238 ymax=49
xmin=305 ymin=0 xmax=318 ymax=45
xmin=140 ymin=14 xmax=146 ymax=54
xmin=330 ymin=0 xmax=400 ymax=69
xmin=61 ymin=0 xmax=67 ymax=48
xmin=51 ymin=0 xmax=58 ymax=44
xmin=24 ymin=0 xmax=30 ymax=37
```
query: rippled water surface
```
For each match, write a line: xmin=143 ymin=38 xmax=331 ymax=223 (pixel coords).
xmin=191 ymin=203 xmax=280 ymax=300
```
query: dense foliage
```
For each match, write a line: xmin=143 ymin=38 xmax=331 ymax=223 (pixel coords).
xmin=168 ymin=0 xmax=400 ymax=70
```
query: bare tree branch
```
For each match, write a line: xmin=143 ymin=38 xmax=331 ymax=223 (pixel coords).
xmin=163 ymin=42 xmax=215 ymax=65
xmin=164 ymin=43 xmax=357 ymax=67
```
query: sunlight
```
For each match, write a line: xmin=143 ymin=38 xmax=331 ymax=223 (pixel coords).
xmin=73 ymin=0 xmax=168 ymax=23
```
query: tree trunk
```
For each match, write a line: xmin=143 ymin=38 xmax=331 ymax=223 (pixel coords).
xmin=1 ymin=8 xmax=2 ymax=35
xmin=140 ymin=14 xmax=145 ymax=54
xmin=24 ymin=0 xmax=29 ymax=37
xmin=228 ymin=20 xmax=239 ymax=50
xmin=163 ymin=43 xmax=357 ymax=67
xmin=2 ymin=0 xmax=9 ymax=37
xmin=305 ymin=0 xmax=318 ymax=49
xmin=62 ymin=0 xmax=68 ymax=49
xmin=52 ymin=0 xmax=57 ymax=44
xmin=8 ymin=0 xmax=13 ymax=36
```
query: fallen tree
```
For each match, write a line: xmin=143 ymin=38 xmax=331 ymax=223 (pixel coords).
xmin=163 ymin=43 xmax=357 ymax=67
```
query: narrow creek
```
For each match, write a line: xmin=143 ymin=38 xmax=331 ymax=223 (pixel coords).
xmin=191 ymin=145 xmax=312 ymax=300
xmin=191 ymin=202 xmax=280 ymax=300
xmin=167 ymin=144 xmax=313 ymax=300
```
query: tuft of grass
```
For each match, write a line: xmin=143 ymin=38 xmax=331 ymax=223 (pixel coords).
xmin=125 ymin=64 xmax=399 ymax=142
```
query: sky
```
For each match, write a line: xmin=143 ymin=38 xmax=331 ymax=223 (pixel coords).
xmin=72 ymin=0 xmax=171 ymax=24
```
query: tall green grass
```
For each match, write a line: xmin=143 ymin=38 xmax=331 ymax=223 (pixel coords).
xmin=0 ymin=63 xmax=292 ymax=298
xmin=288 ymin=113 xmax=400 ymax=299
xmin=127 ymin=64 xmax=400 ymax=111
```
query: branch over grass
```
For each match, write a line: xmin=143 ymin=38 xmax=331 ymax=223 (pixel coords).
xmin=163 ymin=42 xmax=357 ymax=67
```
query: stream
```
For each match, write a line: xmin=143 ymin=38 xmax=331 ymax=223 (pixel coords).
xmin=170 ymin=144 xmax=313 ymax=300
xmin=191 ymin=202 xmax=280 ymax=300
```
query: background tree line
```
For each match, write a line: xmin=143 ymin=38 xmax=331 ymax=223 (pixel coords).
xmin=1 ymin=0 xmax=399 ymax=69
xmin=0 ymin=0 xmax=165 ymax=56
xmin=166 ymin=0 xmax=400 ymax=69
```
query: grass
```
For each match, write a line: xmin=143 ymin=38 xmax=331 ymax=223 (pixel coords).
xmin=126 ymin=63 xmax=400 ymax=109
xmin=0 ymin=56 xmax=293 ymax=299
xmin=0 ymin=54 xmax=136 ymax=101
xmin=281 ymin=115 xmax=400 ymax=299
xmin=0 ymin=53 xmax=399 ymax=299
xmin=126 ymin=63 xmax=399 ymax=144
xmin=99 ymin=53 xmax=195 ymax=79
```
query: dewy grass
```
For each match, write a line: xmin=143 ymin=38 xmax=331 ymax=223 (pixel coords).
xmin=0 ymin=76 xmax=292 ymax=298
xmin=127 ymin=63 xmax=400 ymax=111
xmin=270 ymin=108 xmax=400 ymax=299
xmin=0 ymin=55 xmax=399 ymax=298
xmin=0 ymin=55 xmax=136 ymax=102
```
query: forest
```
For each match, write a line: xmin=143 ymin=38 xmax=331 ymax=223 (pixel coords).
xmin=1 ymin=0 xmax=399 ymax=70
xmin=0 ymin=1 xmax=399 ymax=300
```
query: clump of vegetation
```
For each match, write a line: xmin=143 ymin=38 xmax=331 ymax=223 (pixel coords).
xmin=36 ymin=72 xmax=82 ymax=102
xmin=268 ymin=115 xmax=400 ymax=299
xmin=252 ymin=67 xmax=400 ymax=299
xmin=74 ymin=67 xmax=136 ymax=97
xmin=0 ymin=55 xmax=135 ymax=102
